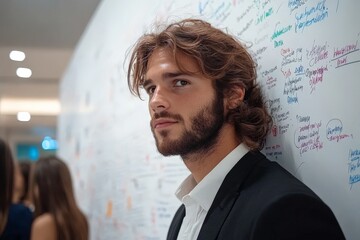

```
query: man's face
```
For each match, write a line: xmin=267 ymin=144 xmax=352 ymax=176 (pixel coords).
xmin=144 ymin=48 xmax=225 ymax=157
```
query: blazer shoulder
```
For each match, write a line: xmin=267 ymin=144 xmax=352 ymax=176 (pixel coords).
xmin=197 ymin=151 xmax=345 ymax=240
xmin=251 ymin=193 xmax=345 ymax=240
xmin=242 ymin=151 xmax=318 ymax=197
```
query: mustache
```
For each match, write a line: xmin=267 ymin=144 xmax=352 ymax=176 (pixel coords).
xmin=150 ymin=111 xmax=183 ymax=132
xmin=153 ymin=111 xmax=183 ymax=121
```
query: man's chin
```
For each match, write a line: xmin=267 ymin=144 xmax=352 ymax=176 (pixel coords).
xmin=156 ymin=140 xmax=180 ymax=156
xmin=157 ymin=147 xmax=177 ymax=156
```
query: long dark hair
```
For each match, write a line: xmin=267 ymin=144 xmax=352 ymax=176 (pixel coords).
xmin=0 ymin=139 xmax=14 ymax=234
xmin=19 ymin=161 xmax=32 ymax=203
xmin=127 ymin=18 xmax=272 ymax=150
xmin=31 ymin=156 xmax=88 ymax=240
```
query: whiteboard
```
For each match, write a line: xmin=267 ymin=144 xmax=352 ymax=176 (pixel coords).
xmin=58 ymin=0 xmax=360 ymax=239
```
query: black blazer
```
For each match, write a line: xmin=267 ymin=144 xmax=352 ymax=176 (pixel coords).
xmin=167 ymin=151 xmax=345 ymax=240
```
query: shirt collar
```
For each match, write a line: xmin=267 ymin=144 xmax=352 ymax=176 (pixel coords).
xmin=175 ymin=143 xmax=250 ymax=211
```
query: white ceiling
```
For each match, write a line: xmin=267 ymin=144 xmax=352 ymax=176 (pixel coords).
xmin=0 ymin=0 xmax=102 ymax=141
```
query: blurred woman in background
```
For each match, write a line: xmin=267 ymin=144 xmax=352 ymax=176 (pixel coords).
xmin=0 ymin=138 xmax=33 ymax=240
xmin=30 ymin=155 xmax=88 ymax=240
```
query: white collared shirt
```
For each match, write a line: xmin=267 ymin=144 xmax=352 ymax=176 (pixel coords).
xmin=175 ymin=144 xmax=250 ymax=240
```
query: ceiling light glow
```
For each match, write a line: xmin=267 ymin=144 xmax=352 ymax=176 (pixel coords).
xmin=9 ymin=50 xmax=26 ymax=61
xmin=0 ymin=98 xmax=60 ymax=115
xmin=17 ymin=112 xmax=31 ymax=122
xmin=16 ymin=67 xmax=32 ymax=78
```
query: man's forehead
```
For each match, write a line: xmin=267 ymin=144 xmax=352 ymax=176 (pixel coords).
xmin=146 ymin=48 xmax=202 ymax=77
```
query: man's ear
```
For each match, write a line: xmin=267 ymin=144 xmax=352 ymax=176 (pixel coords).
xmin=226 ymin=86 xmax=245 ymax=110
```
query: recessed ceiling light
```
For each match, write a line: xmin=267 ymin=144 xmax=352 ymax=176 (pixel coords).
xmin=17 ymin=112 xmax=31 ymax=122
xmin=16 ymin=67 xmax=32 ymax=78
xmin=9 ymin=50 xmax=26 ymax=61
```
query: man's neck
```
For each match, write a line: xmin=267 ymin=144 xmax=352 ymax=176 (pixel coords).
xmin=182 ymin=124 xmax=240 ymax=183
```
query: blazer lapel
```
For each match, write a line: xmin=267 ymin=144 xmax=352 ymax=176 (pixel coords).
xmin=197 ymin=151 xmax=262 ymax=240
xmin=167 ymin=205 xmax=185 ymax=240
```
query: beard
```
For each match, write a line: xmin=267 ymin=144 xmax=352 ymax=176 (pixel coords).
xmin=150 ymin=92 xmax=225 ymax=158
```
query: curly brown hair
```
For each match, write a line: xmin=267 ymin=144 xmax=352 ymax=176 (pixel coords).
xmin=127 ymin=18 xmax=272 ymax=150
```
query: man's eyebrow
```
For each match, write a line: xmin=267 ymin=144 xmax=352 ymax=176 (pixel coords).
xmin=142 ymin=79 xmax=152 ymax=89
xmin=143 ymin=71 xmax=187 ymax=88
xmin=163 ymin=71 xmax=185 ymax=79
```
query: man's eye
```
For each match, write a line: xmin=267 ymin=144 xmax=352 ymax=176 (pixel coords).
xmin=174 ymin=80 xmax=189 ymax=87
xmin=146 ymin=86 xmax=156 ymax=95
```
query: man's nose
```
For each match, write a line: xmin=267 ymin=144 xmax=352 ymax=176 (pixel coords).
xmin=149 ymin=87 xmax=170 ymax=114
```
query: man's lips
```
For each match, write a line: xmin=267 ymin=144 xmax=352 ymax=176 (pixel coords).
xmin=152 ymin=118 xmax=178 ymax=129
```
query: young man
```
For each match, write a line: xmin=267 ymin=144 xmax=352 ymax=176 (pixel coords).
xmin=127 ymin=19 xmax=345 ymax=240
